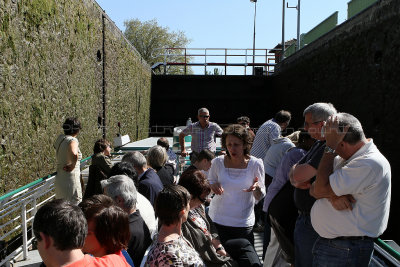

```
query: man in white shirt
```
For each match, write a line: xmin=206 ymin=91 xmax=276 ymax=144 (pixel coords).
xmin=310 ymin=113 xmax=391 ymax=266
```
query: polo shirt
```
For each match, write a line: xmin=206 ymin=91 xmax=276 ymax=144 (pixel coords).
xmin=182 ymin=121 xmax=223 ymax=153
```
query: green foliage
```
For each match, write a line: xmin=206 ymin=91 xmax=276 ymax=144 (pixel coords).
xmin=123 ymin=18 xmax=192 ymax=74
xmin=206 ymin=68 xmax=224 ymax=75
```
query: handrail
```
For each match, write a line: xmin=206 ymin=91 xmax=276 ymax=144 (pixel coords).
xmin=0 ymin=156 xmax=93 ymax=202
xmin=376 ymin=238 xmax=400 ymax=261
xmin=152 ymin=47 xmax=277 ymax=75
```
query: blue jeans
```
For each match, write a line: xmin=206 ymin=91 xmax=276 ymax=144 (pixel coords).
xmin=312 ymin=237 xmax=374 ymax=267
xmin=294 ymin=214 xmax=319 ymax=267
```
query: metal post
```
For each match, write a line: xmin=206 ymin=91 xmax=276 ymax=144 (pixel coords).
xmin=21 ymin=203 xmax=28 ymax=260
xmin=281 ymin=0 xmax=286 ymax=61
xmin=102 ymin=14 xmax=106 ymax=139
xmin=252 ymin=0 xmax=257 ymax=75
xmin=297 ymin=0 xmax=301 ymax=51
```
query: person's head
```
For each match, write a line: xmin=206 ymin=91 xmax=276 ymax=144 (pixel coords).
xmin=147 ymin=145 xmax=168 ymax=170
xmin=330 ymin=113 xmax=366 ymax=159
xmin=296 ymin=130 xmax=316 ymax=151
xmin=192 ymin=149 xmax=215 ymax=171
xmin=303 ymin=103 xmax=337 ymax=140
xmin=79 ymin=195 xmax=130 ymax=257
xmin=157 ymin=137 xmax=170 ymax=150
xmin=221 ymin=124 xmax=252 ymax=158
xmin=33 ymin=199 xmax=87 ymax=262
xmin=122 ymin=151 xmax=147 ymax=173
xmin=274 ymin=110 xmax=291 ymax=131
xmin=93 ymin=139 xmax=111 ymax=155
xmin=109 ymin=161 xmax=139 ymax=187
xmin=197 ymin=107 xmax=210 ymax=126
xmin=63 ymin=117 xmax=81 ymax=136
xmin=237 ymin=116 xmax=250 ymax=128
xmin=155 ymin=185 xmax=191 ymax=226
xmin=178 ymin=170 xmax=211 ymax=210
xmin=101 ymin=175 xmax=138 ymax=212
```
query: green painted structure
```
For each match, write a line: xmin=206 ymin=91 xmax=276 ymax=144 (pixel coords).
xmin=348 ymin=0 xmax=378 ymax=19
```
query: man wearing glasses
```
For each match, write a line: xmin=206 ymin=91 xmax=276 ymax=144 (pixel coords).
xmin=289 ymin=102 xmax=338 ymax=267
xmin=179 ymin=107 xmax=223 ymax=158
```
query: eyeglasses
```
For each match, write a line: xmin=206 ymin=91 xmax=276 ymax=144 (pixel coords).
xmin=304 ymin=121 xmax=323 ymax=128
xmin=200 ymin=115 xmax=210 ymax=118
xmin=198 ymin=196 xmax=207 ymax=204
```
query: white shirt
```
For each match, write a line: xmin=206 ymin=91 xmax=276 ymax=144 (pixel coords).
xmin=208 ymin=155 xmax=266 ymax=227
xmin=263 ymin=137 xmax=295 ymax=177
xmin=311 ymin=139 xmax=391 ymax=238
xmin=137 ymin=192 xmax=157 ymax=237
xmin=250 ymin=119 xmax=281 ymax=159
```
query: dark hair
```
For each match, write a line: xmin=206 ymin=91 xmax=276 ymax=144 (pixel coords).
xmin=194 ymin=149 xmax=215 ymax=163
xmin=274 ymin=110 xmax=291 ymax=124
xmin=178 ymin=170 xmax=211 ymax=200
xmin=237 ymin=116 xmax=250 ymax=124
xmin=33 ymin=199 xmax=87 ymax=250
xmin=155 ymin=185 xmax=191 ymax=226
xmin=63 ymin=117 xmax=81 ymax=135
xmin=109 ymin=162 xmax=139 ymax=187
xmin=157 ymin=137 xmax=169 ymax=150
xmin=79 ymin=195 xmax=130 ymax=254
xmin=93 ymin=139 xmax=110 ymax=154
xmin=221 ymin=124 xmax=252 ymax=157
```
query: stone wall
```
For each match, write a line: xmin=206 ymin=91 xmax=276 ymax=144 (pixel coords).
xmin=0 ymin=0 xmax=151 ymax=193
xmin=273 ymin=0 xmax=399 ymax=240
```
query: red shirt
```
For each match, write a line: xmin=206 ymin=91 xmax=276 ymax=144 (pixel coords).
xmin=65 ymin=254 xmax=131 ymax=267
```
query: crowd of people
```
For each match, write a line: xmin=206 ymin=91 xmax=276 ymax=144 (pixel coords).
xmin=37 ymin=104 xmax=391 ymax=267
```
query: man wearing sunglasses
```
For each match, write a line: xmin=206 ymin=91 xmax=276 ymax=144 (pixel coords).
xmin=179 ymin=107 xmax=223 ymax=158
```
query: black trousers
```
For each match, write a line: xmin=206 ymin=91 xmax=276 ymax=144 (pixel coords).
xmin=224 ymin=238 xmax=262 ymax=267
xmin=214 ymin=223 xmax=255 ymax=246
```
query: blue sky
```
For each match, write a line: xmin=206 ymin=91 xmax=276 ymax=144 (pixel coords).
xmin=95 ymin=0 xmax=351 ymax=73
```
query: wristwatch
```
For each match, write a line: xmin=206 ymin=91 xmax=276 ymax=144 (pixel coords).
xmin=324 ymin=146 xmax=336 ymax=154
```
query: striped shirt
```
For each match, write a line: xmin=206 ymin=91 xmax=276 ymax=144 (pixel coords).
xmin=250 ymin=119 xmax=281 ymax=159
xmin=182 ymin=121 xmax=223 ymax=153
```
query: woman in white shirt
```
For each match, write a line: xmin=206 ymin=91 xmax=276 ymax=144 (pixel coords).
xmin=208 ymin=124 xmax=266 ymax=245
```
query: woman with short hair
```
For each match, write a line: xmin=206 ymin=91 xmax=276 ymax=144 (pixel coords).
xmin=54 ymin=117 xmax=82 ymax=204
xmin=147 ymin=145 xmax=174 ymax=186
xmin=146 ymin=185 xmax=204 ymax=266
xmin=208 ymin=124 xmax=266 ymax=245
xmin=79 ymin=194 xmax=133 ymax=266
xmin=84 ymin=139 xmax=112 ymax=199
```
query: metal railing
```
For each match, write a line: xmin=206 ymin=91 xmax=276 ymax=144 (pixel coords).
xmin=0 ymin=156 xmax=92 ymax=266
xmin=151 ymin=48 xmax=277 ymax=75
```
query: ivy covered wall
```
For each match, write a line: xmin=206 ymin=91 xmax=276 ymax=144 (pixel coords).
xmin=0 ymin=0 xmax=151 ymax=193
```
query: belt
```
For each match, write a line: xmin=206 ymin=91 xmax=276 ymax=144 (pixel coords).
xmin=333 ymin=236 xmax=375 ymax=241
xmin=298 ymin=210 xmax=310 ymax=216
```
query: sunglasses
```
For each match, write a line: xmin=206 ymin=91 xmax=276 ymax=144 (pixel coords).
xmin=200 ymin=115 xmax=210 ymax=118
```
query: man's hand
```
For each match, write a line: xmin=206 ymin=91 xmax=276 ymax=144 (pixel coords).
xmin=293 ymin=180 xmax=311 ymax=189
xmin=210 ymin=182 xmax=224 ymax=195
xmin=63 ymin=163 xmax=75 ymax=172
xmin=324 ymin=115 xmax=350 ymax=150
xmin=329 ymin=195 xmax=356 ymax=210
xmin=180 ymin=149 xmax=188 ymax=157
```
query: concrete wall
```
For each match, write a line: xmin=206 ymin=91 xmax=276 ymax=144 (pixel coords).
xmin=0 ymin=0 xmax=151 ymax=193
xmin=273 ymin=0 xmax=399 ymax=240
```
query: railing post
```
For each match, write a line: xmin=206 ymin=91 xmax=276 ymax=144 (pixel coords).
xmin=184 ymin=48 xmax=187 ymax=75
xmin=225 ymin=49 xmax=227 ymax=75
xmin=245 ymin=49 xmax=247 ymax=75
xmin=21 ymin=202 xmax=28 ymax=260
xmin=204 ymin=49 xmax=207 ymax=75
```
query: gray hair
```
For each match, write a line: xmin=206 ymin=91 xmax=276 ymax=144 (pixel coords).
xmin=198 ymin=107 xmax=209 ymax=115
xmin=336 ymin=113 xmax=365 ymax=145
xmin=122 ymin=151 xmax=147 ymax=168
xmin=147 ymin=145 xmax=167 ymax=169
xmin=303 ymin=103 xmax=337 ymax=122
xmin=101 ymin=175 xmax=137 ymax=210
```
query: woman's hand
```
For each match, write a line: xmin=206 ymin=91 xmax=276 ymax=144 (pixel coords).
xmin=243 ymin=177 xmax=259 ymax=192
xmin=63 ymin=163 xmax=76 ymax=172
xmin=210 ymin=182 xmax=224 ymax=195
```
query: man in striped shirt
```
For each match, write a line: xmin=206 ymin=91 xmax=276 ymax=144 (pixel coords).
xmin=250 ymin=110 xmax=292 ymax=160
xmin=179 ymin=107 xmax=223 ymax=157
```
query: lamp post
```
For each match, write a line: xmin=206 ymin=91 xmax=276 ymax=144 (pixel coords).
xmin=250 ymin=0 xmax=257 ymax=75
xmin=287 ymin=0 xmax=301 ymax=51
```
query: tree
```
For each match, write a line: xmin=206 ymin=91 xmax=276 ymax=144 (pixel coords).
xmin=124 ymin=18 xmax=192 ymax=74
